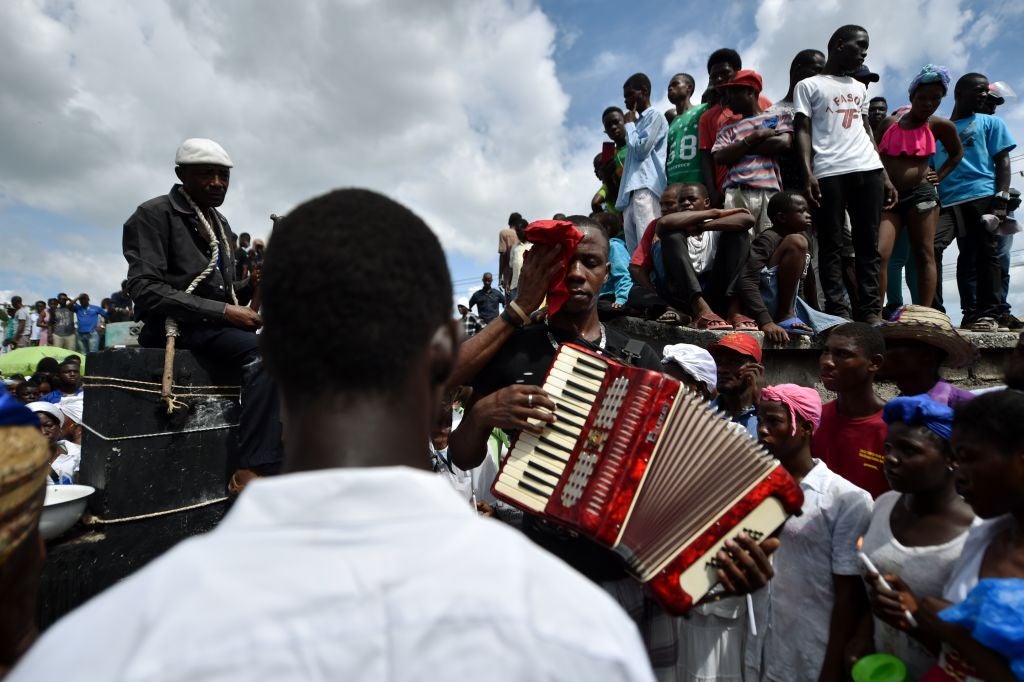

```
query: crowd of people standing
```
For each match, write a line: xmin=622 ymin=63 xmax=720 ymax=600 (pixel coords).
xmin=2 ymin=20 xmax=1024 ymax=682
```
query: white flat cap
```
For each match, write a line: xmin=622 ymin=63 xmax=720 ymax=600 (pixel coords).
xmin=175 ymin=138 xmax=233 ymax=167
xmin=26 ymin=401 xmax=65 ymax=428
xmin=661 ymin=343 xmax=717 ymax=391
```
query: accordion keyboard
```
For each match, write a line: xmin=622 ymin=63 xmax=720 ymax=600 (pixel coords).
xmin=492 ymin=346 xmax=610 ymax=513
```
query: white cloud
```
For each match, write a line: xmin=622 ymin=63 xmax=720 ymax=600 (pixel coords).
xmin=0 ymin=0 xmax=594 ymax=303
xmin=741 ymin=0 xmax=975 ymax=103
xmin=661 ymin=30 xmax=718 ymax=98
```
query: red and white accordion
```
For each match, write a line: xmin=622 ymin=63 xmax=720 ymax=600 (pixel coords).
xmin=492 ymin=343 xmax=804 ymax=615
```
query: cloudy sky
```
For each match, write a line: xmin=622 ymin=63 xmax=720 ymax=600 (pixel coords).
xmin=1 ymin=0 xmax=1022 ymax=317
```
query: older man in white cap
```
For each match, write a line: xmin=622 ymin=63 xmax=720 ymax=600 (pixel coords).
xmin=122 ymin=138 xmax=282 ymax=492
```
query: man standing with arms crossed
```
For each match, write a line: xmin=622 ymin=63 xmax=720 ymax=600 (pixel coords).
xmin=616 ymin=73 xmax=668 ymax=255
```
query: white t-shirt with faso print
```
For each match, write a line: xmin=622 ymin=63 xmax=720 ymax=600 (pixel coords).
xmin=793 ymin=74 xmax=883 ymax=179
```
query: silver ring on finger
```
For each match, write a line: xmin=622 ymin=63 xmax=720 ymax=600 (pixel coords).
xmin=528 ymin=394 xmax=533 ymax=408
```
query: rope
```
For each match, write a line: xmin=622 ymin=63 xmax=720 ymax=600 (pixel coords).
xmin=80 ymin=419 xmax=236 ymax=442
xmin=80 ymin=384 xmax=239 ymax=398
xmin=160 ymin=189 xmax=240 ymax=413
xmin=83 ymin=376 xmax=240 ymax=390
xmin=82 ymin=496 xmax=229 ymax=525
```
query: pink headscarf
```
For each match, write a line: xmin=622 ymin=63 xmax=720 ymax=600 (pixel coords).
xmin=760 ymin=384 xmax=822 ymax=435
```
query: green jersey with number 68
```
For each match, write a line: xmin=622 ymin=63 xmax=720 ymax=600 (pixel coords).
xmin=666 ymin=103 xmax=708 ymax=185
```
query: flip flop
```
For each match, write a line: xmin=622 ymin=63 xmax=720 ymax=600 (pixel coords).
xmin=730 ymin=314 xmax=759 ymax=331
xmin=695 ymin=313 xmax=733 ymax=331
xmin=779 ymin=317 xmax=813 ymax=336
xmin=655 ymin=307 xmax=690 ymax=327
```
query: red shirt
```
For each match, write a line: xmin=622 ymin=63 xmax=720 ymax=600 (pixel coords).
xmin=812 ymin=401 xmax=889 ymax=499
xmin=629 ymin=218 xmax=660 ymax=271
xmin=697 ymin=96 xmax=773 ymax=193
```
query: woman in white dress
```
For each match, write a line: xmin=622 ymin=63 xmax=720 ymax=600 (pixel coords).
xmin=870 ymin=390 xmax=1024 ymax=680
xmin=861 ymin=395 xmax=976 ymax=679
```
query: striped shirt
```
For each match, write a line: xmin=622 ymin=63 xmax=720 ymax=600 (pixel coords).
xmin=711 ymin=107 xmax=793 ymax=191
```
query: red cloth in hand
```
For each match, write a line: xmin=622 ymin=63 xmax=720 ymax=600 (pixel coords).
xmin=523 ymin=220 xmax=583 ymax=316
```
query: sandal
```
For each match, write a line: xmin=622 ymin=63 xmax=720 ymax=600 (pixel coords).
xmin=779 ymin=316 xmax=813 ymax=336
xmin=656 ymin=307 xmax=690 ymax=327
xmin=730 ymin=314 xmax=759 ymax=331
xmin=968 ymin=317 xmax=999 ymax=333
xmin=695 ymin=313 xmax=733 ymax=331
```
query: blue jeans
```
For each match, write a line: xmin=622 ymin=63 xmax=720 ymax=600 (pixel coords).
xmin=77 ymin=330 xmax=99 ymax=353
xmin=760 ymin=266 xmax=847 ymax=335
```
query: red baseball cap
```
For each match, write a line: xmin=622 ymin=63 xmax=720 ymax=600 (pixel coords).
xmin=716 ymin=69 xmax=763 ymax=95
xmin=708 ymin=332 xmax=763 ymax=363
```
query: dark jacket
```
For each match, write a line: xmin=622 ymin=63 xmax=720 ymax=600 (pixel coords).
xmin=123 ymin=184 xmax=250 ymax=331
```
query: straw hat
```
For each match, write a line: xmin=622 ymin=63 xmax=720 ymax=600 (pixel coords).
xmin=876 ymin=305 xmax=978 ymax=368
xmin=0 ymin=394 xmax=50 ymax=565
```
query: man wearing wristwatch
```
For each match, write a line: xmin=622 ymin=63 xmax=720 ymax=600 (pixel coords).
xmin=932 ymin=72 xmax=1018 ymax=331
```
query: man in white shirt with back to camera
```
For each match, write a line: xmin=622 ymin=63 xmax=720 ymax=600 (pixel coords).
xmin=9 ymin=188 xmax=655 ymax=682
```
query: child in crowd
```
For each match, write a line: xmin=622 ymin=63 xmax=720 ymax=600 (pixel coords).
xmin=813 ymin=322 xmax=890 ymax=498
xmin=746 ymin=383 xmax=872 ymax=681
xmin=876 ymin=305 xmax=978 ymax=406
xmin=871 ymin=390 xmax=1024 ymax=680
xmin=861 ymin=396 xmax=977 ymax=679
xmin=711 ymin=70 xmax=793 ymax=234
xmin=734 ymin=190 xmax=845 ymax=344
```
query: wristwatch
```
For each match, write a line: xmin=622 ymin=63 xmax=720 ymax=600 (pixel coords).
xmin=995 ymin=191 xmax=1011 ymax=201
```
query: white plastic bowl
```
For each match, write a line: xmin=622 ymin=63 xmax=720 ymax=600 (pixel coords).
xmin=40 ymin=484 xmax=95 ymax=540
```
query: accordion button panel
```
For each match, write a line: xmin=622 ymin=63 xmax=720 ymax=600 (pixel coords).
xmin=677 ymin=496 xmax=788 ymax=600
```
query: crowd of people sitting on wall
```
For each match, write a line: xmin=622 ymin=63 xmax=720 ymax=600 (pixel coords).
xmin=3 ymin=21 xmax=1024 ymax=682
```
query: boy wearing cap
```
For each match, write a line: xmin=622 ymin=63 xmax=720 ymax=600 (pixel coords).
xmin=708 ymin=333 xmax=764 ymax=439
xmin=876 ymin=305 xmax=977 ymax=406
xmin=712 ymin=69 xmax=793 ymax=235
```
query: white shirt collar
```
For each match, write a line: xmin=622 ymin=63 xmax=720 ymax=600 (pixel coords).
xmin=799 ymin=459 xmax=830 ymax=494
xmin=220 ymin=466 xmax=472 ymax=530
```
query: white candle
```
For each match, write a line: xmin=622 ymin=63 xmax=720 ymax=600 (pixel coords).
xmin=858 ymin=538 xmax=918 ymax=629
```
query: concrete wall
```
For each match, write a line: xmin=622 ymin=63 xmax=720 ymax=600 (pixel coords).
xmin=609 ymin=317 xmax=1019 ymax=401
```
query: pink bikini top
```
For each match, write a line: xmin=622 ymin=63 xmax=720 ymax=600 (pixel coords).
xmin=878 ymin=121 xmax=936 ymax=157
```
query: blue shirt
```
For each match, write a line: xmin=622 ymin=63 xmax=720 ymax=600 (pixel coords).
xmin=600 ymin=236 xmax=634 ymax=305
xmin=74 ymin=303 xmax=107 ymax=333
xmin=934 ymin=113 xmax=1016 ymax=206
xmin=42 ymin=387 xmax=83 ymax=404
xmin=710 ymin=398 xmax=759 ymax=441
xmin=615 ymin=107 xmax=668 ymax=210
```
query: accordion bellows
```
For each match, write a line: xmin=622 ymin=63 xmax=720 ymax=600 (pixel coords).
xmin=492 ymin=343 xmax=804 ymax=614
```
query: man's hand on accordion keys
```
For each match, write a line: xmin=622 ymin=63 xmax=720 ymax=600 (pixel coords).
xmin=712 ymin=531 xmax=781 ymax=596
xmin=474 ymin=385 xmax=557 ymax=435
